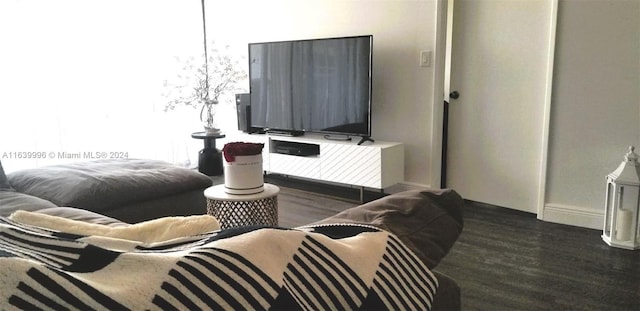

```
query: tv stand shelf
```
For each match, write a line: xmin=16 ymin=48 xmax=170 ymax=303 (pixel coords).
xmin=224 ymin=132 xmax=404 ymax=190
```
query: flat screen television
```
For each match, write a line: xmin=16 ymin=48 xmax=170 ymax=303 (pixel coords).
xmin=249 ymin=35 xmax=373 ymax=139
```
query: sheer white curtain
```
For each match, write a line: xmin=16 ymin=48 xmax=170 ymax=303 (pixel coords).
xmin=0 ymin=0 xmax=235 ymax=173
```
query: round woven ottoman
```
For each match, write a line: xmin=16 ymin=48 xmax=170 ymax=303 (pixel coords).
xmin=204 ymin=183 xmax=279 ymax=229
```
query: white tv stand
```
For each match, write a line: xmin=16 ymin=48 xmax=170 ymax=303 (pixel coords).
xmin=223 ymin=132 xmax=404 ymax=199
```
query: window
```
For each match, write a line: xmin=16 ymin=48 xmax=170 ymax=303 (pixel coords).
xmin=0 ymin=0 xmax=235 ymax=172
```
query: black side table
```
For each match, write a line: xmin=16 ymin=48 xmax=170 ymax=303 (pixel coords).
xmin=191 ymin=132 xmax=225 ymax=176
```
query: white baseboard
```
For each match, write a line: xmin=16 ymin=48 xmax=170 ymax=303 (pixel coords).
xmin=391 ymin=185 xmax=604 ymax=231
xmin=541 ymin=203 xmax=603 ymax=230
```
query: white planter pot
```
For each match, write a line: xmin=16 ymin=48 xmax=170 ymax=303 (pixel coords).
xmin=223 ymin=154 xmax=264 ymax=195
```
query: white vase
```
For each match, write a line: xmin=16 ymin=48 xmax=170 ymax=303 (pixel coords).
xmin=223 ymin=154 xmax=264 ymax=195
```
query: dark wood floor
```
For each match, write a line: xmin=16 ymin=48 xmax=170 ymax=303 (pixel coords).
xmin=439 ymin=201 xmax=640 ymax=311
xmin=215 ymin=175 xmax=640 ymax=310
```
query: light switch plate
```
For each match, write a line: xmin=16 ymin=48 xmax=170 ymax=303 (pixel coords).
xmin=420 ymin=50 xmax=431 ymax=67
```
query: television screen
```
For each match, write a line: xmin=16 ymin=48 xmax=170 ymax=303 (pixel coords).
xmin=249 ymin=35 xmax=372 ymax=137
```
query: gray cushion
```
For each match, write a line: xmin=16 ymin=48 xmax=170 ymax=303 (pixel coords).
xmin=314 ymin=189 xmax=464 ymax=269
xmin=7 ymin=159 xmax=212 ymax=214
xmin=0 ymin=160 xmax=11 ymax=190
xmin=0 ymin=190 xmax=58 ymax=217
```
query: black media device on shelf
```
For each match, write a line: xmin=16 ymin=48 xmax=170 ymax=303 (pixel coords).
xmin=248 ymin=35 xmax=374 ymax=144
xmin=272 ymin=140 xmax=320 ymax=157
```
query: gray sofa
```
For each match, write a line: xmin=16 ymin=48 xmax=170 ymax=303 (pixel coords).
xmin=0 ymin=160 xmax=463 ymax=310
xmin=0 ymin=159 xmax=212 ymax=223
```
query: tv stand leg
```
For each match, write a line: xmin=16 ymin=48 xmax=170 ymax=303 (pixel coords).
xmin=357 ymin=136 xmax=375 ymax=145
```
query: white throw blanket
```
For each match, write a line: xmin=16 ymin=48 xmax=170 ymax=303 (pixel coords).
xmin=0 ymin=215 xmax=437 ymax=310
xmin=9 ymin=210 xmax=220 ymax=243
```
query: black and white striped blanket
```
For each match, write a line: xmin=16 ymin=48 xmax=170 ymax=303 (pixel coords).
xmin=0 ymin=217 xmax=437 ymax=310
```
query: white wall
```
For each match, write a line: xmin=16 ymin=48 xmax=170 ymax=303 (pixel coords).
xmin=544 ymin=0 xmax=640 ymax=228
xmin=208 ymin=0 xmax=439 ymax=187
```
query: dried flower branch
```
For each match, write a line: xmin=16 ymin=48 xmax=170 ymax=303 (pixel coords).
xmin=162 ymin=42 xmax=247 ymax=112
